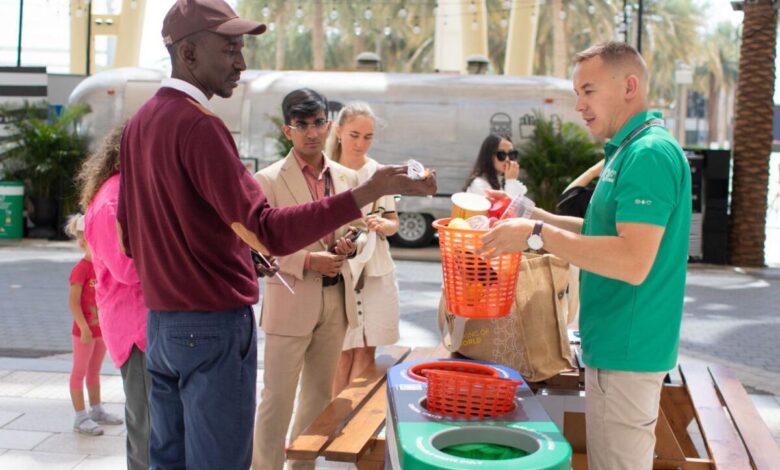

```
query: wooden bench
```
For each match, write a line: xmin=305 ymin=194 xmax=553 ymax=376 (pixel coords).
xmin=559 ymin=363 xmax=780 ymax=470
xmin=287 ymin=343 xmax=451 ymax=469
xmin=289 ymin=346 xmax=779 ymax=469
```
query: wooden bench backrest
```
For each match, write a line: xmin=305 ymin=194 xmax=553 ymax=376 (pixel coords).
xmin=679 ymin=363 xmax=752 ymax=470
xmin=708 ymin=365 xmax=780 ymax=470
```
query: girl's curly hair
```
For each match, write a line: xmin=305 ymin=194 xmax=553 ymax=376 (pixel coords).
xmin=77 ymin=124 xmax=125 ymax=211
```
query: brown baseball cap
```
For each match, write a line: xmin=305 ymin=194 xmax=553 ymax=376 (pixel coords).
xmin=162 ymin=0 xmax=266 ymax=46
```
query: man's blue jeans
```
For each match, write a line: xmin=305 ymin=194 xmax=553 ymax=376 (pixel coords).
xmin=146 ymin=307 xmax=256 ymax=470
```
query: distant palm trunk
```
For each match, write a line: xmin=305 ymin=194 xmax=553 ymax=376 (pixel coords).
xmin=552 ymin=0 xmax=567 ymax=77
xmin=312 ymin=0 xmax=325 ymax=70
xmin=729 ymin=0 xmax=777 ymax=267
xmin=275 ymin=4 xmax=286 ymax=70
xmin=707 ymin=72 xmax=720 ymax=146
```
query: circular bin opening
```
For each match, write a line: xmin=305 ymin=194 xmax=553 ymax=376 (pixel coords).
xmin=432 ymin=427 xmax=540 ymax=461
xmin=408 ymin=361 xmax=500 ymax=382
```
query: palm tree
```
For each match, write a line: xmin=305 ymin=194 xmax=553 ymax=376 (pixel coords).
xmin=639 ymin=0 xmax=703 ymax=103
xmin=700 ymin=22 xmax=739 ymax=147
xmin=238 ymin=0 xmax=438 ymax=72
xmin=729 ymin=0 xmax=777 ymax=267
xmin=312 ymin=0 xmax=325 ymax=70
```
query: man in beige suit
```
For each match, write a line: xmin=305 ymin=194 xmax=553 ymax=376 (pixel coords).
xmin=252 ymin=89 xmax=365 ymax=470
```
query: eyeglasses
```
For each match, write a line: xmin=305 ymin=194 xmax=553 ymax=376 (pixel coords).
xmin=287 ymin=119 xmax=330 ymax=133
xmin=495 ymin=150 xmax=519 ymax=162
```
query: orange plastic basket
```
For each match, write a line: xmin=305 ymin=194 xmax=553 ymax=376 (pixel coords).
xmin=408 ymin=360 xmax=500 ymax=382
xmin=424 ymin=369 xmax=522 ymax=418
xmin=433 ymin=218 xmax=522 ymax=318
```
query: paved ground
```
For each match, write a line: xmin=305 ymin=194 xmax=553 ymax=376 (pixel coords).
xmin=0 ymin=238 xmax=778 ymax=468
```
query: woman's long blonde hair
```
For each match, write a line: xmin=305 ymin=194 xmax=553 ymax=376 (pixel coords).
xmin=325 ymin=101 xmax=376 ymax=163
xmin=77 ymin=124 xmax=125 ymax=211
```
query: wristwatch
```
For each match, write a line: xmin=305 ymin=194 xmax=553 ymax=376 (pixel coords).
xmin=527 ymin=221 xmax=544 ymax=251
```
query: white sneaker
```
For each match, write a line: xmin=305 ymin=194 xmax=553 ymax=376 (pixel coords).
xmin=74 ymin=416 xmax=104 ymax=436
xmin=89 ymin=408 xmax=124 ymax=425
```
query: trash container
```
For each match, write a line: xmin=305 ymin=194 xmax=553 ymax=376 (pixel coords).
xmin=0 ymin=181 xmax=24 ymax=239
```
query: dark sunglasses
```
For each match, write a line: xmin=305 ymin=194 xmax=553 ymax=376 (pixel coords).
xmin=495 ymin=150 xmax=519 ymax=162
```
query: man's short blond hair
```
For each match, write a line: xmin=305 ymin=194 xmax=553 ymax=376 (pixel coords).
xmin=574 ymin=41 xmax=648 ymax=81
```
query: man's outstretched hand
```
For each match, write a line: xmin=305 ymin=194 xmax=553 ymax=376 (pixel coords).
xmin=253 ymin=252 xmax=280 ymax=278
xmin=352 ymin=164 xmax=436 ymax=208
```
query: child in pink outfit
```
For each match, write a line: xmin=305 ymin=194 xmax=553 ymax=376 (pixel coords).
xmin=66 ymin=215 xmax=123 ymax=436
xmin=79 ymin=124 xmax=150 ymax=470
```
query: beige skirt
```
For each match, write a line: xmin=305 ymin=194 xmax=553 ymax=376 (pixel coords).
xmin=342 ymin=272 xmax=400 ymax=350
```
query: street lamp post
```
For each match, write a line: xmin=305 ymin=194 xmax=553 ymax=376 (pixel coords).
xmin=86 ymin=0 xmax=92 ymax=75
xmin=618 ymin=0 xmax=643 ymax=52
xmin=16 ymin=0 xmax=24 ymax=66
xmin=637 ymin=0 xmax=643 ymax=53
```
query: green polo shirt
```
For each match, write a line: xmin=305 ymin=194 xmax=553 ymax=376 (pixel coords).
xmin=580 ymin=110 xmax=691 ymax=372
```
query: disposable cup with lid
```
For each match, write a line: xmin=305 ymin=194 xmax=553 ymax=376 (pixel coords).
xmin=500 ymin=194 xmax=536 ymax=219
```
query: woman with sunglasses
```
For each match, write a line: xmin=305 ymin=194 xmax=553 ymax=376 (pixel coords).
xmin=463 ymin=133 xmax=526 ymax=197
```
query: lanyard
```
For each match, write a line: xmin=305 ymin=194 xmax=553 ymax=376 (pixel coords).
xmin=611 ymin=118 xmax=665 ymax=161
xmin=323 ymin=171 xmax=331 ymax=198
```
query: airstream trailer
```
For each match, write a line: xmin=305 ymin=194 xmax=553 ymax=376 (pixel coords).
xmin=69 ymin=68 xmax=580 ymax=246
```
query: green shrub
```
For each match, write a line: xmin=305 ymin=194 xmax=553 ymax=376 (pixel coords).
xmin=0 ymin=101 xmax=91 ymax=215
xmin=519 ymin=111 xmax=602 ymax=212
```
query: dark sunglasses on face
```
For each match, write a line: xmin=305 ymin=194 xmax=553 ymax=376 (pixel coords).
xmin=495 ymin=150 xmax=519 ymax=162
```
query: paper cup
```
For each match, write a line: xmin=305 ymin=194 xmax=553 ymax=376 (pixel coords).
xmin=451 ymin=192 xmax=490 ymax=219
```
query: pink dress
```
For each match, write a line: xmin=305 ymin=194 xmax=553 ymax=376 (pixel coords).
xmin=84 ymin=174 xmax=146 ymax=368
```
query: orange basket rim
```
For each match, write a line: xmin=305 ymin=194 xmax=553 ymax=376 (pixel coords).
xmin=408 ymin=360 xmax=500 ymax=382
xmin=433 ymin=217 xmax=490 ymax=234
xmin=425 ymin=369 xmax=523 ymax=387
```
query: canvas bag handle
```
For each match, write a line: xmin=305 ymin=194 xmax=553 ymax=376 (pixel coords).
xmin=436 ymin=295 xmax=466 ymax=352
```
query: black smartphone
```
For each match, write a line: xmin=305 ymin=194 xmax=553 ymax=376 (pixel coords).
xmin=328 ymin=228 xmax=364 ymax=254
xmin=346 ymin=228 xmax=364 ymax=243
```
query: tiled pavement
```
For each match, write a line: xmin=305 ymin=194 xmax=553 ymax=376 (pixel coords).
xmin=1 ymin=237 xmax=779 ymax=468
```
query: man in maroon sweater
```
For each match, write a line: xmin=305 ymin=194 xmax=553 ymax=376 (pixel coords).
xmin=116 ymin=1 xmax=435 ymax=468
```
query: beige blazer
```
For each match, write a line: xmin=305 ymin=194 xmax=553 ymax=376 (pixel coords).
xmin=254 ymin=151 xmax=362 ymax=336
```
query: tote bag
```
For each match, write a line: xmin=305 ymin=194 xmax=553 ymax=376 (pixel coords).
xmin=438 ymin=253 xmax=576 ymax=382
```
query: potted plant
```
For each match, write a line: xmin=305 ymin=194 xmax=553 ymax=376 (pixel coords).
xmin=518 ymin=111 xmax=603 ymax=212
xmin=0 ymin=102 xmax=90 ymax=238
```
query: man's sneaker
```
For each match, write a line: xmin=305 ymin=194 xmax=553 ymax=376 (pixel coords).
xmin=74 ymin=416 xmax=104 ymax=436
xmin=89 ymin=408 xmax=124 ymax=425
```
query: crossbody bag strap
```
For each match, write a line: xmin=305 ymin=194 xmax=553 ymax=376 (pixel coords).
xmin=612 ymin=118 xmax=665 ymax=160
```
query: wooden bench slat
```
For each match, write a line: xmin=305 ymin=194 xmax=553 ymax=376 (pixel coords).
xmin=679 ymin=363 xmax=752 ymax=470
xmin=323 ymin=382 xmax=389 ymax=462
xmin=358 ymin=437 xmax=385 ymax=463
xmin=318 ymin=343 xmax=451 ymax=462
xmin=403 ymin=344 xmax=449 ymax=362
xmin=286 ymin=345 xmax=410 ymax=460
xmin=660 ymin=385 xmax=701 ymax=458
xmin=709 ymin=365 xmax=780 ymax=470
xmin=655 ymin=407 xmax=687 ymax=461
xmin=320 ymin=343 xmax=449 ymax=462
xmin=654 ymin=457 xmax=714 ymax=469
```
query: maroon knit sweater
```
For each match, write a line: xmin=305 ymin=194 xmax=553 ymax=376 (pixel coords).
xmin=117 ymin=88 xmax=361 ymax=311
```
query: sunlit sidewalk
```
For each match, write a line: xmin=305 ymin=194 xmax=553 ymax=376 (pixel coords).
xmin=0 ymin=354 xmax=357 ymax=469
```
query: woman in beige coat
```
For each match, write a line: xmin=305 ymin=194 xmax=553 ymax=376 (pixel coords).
xmin=327 ymin=102 xmax=401 ymax=396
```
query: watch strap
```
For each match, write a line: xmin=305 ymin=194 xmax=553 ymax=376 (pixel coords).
xmin=532 ymin=220 xmax=544 ymax=236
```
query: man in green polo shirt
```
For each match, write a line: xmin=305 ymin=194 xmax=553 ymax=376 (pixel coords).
xmin=481 ymin=41 xmax=691 ymax=470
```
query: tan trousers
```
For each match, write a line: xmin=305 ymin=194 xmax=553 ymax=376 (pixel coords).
xmin=252 ymin=284 xmax=347 ymax=470
xmin=585 ymin=367 xmax=667 ymax=470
